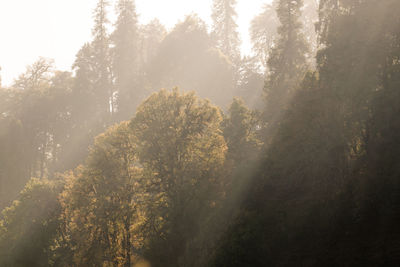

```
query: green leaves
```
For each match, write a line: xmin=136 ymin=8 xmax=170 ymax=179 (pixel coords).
xmin=56 ymin=89 xmax=227 ymax=266
xmin=0 ymin=178 xmax=62 ymax=267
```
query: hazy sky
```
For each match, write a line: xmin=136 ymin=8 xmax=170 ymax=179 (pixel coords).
xmin=0 ymin=0 xmax=270 ymax=86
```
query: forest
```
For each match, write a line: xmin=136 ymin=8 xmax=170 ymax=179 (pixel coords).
xmin=0 ymin=0 xmax=399 ymax=266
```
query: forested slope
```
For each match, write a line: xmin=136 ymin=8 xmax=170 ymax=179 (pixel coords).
xmin=0 ymin=0 xmax=399 ymax=266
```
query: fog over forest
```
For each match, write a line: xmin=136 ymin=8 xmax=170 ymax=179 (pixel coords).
xmin=0 ymin=0 xmax=399 ymax=266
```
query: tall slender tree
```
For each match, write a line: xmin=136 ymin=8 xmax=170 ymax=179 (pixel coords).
xmin=211 ymin=0 xmax=241 ymax=64
xmin=251 ymin=0 xmax=318 ymax=73
xmin=263 ymin=0 xmax=308 ymax=133
xmin=92 ymin=0 xmax=112 ymax=119
xmin=112 ymin=0 xmax=139 ymax=118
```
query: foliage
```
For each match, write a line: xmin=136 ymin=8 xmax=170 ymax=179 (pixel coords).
xmin=130 ymin=88 xmax=227 ymax=267
xmin=59 ymin=122 xmax=143 ymax=266
xmin=211 ymin=1 xmax=400 ymax=266
xmin=263 ymin=0 xmax=309 ymax=137
xmin=0 ymin=178 xmax=63 ymax=267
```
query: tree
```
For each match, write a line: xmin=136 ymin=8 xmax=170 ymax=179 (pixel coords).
xmin=58 ymin=89 xmax=227 ymax=266
xmin=301 ymin=0 xmax=319 ymax=65
xmin=130 ymin=89 xmax=227 ymax=267
xmin=112 ymin=0 xmax=140 ymax=119
xmin=92 ymin=0 xmax=113 ymax=119
xmin=138 ymin=19 xmax=167 ymax=67
xmin=11 ymin=58 xmax=55 ymax=180
xmin=0 ymin=178 xmax=62 ymax=267
xmin=0 ymin=116 xmax=28 ymax=210
xmin=211 ymin=0 xmax=241 ymax=64
xmin=0 ymin=60 xmax=73 ymax=209
xmin=250 ymin=0 xmax=318 ymax=72
xmin=235 ymin=56 xmax=265 ymax=109
xmin=263 ymin=0 xmax=309 ymax=135
xmin=222 ymin=97 xmax=261 ymax=164
xmin=14 ymin=57 xmax=53 ymax=91
xmin=61 ymin=43 xmax=105 ymax=171
xmin=148 ymin=15 xmax=235 ymax=107
xmin=60 ymin=122 xmax=143 ymax=266
xmin=39 ymin=71 xmax=73 ymax=176
xmin=62 ymin=0 xmax=114 ymax=170
xmin=250 ymin=1 xmax=279 ymax=70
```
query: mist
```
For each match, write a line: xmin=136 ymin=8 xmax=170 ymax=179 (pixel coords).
xmin=1 ymin=0 xmax=399 ymax=266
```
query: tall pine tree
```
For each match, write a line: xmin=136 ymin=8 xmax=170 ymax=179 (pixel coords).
xmin=211 ymin=0 xmax=241 ymax=64
xmin=92 ymin=0 xmax=112 ymax=120
xmin=112 ymin=0 xmax=140 ymax=119
xmin=263 ymin=0 xmax=308 ymax=133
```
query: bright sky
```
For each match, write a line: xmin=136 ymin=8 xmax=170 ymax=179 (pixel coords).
xmin=0 ymin=0 xmax=270 ymax=86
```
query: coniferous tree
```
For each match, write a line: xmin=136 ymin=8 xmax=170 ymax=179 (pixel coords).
xmin=64 ymin=1 xmax=113 ymax=167
xmin=263 ymin=0 xmax=308 ymax=133
xmin=112 ymin=0 xmax=140 ymax=119
xmin=222 ymin=98 xmax=260 ymax=165
xmin=211 ymin=0 xmax=241 ymax=64
xmin=138 ymin=19 xmax=166 ymax=67
xmin=235 ymin=57 xmax=265 ymax=108
xmin=92 ymin=0 xmax=113 ymax=120
xmin=250 ymin=0 xmax=318 ymax=72
xmin=250 ymin=1 xmax=279 ymax=70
